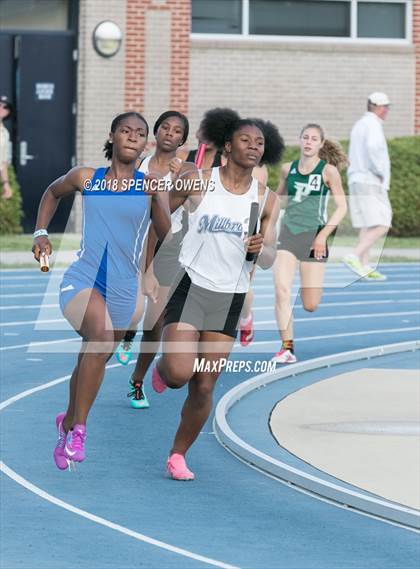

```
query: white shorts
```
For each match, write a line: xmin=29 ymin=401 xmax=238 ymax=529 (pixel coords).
xmin=349 ymin=183 xmax=392 ymax=228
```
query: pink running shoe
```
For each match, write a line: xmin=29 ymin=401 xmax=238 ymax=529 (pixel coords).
xmin=152 ymin=366 xmax=167 ymax=394
xmin=64 ymin=424 xmax=87 ymax=463
xmin=271 ymin=348 xmax=297 ymax=364
xmin=166 ymin=453 xmax=195 ymax=481
xmin=54 ymin=412 xmax=69 ymax=470
xmin=240 ymin=312 xmax=254 ymax=347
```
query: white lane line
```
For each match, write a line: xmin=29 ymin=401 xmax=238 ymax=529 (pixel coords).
xmin=256 ymin=311 xmax=420 ymax=326
xmin=1 ymin=319 xmax=67 ymax=327
xmin=0 ymin=338 xmax=79 ymax=352
xmin=233 ymin=327 xmax=420 ymax=348
xmin=0 ymin=304 xmax=59 ymax=310
xmin=0 ymin=284 xmax=52 ymax=289
xmin=2 ymin=289 xmax=419 ymax=309
xmin=2 ymin=311 xmax=419 ymax=329
xmin=0 ymin=292 xmax=57 ymax=297
xmin=0 ymin=275 xmax=63 ymax=281
xmin=251 ymin=280 xmax=420 ymax=289
xmin=2 ymin=325 xmax=419 ymax=354
xmin=252 ymin=289 xmax=420 ymax=300
xmin=0 ymin=464 xmax=239 ymax=569
xmin=253 ymin=299 xmax=419 ymax=312
xmin=0 ymin=371 xmax=240 ymax=569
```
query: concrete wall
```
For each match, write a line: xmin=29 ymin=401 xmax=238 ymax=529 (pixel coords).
xmin=189 ymin=38 xmax=415 ymax=146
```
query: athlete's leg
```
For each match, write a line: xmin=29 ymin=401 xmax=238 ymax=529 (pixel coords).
xmin=63 ymin=289 xmax=123 ymax=428
xmin=273 ymin=250 xmax=297 ymax=341
xmin=299 ymin=261 xmax=327 ymax=312
xmin=241 ymin=287 xmax=254 ymax=319
xmin=156 ymin=322 xmax=200 ymax=388
xmin=354 ymin=225 xmax=389 ymax=266
xmin=170 ymin=331 xmax=234 ymax=457
xmin=131 ymin=285 xmax=170 ymax=385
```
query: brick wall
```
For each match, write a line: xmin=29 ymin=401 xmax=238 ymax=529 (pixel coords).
xmin=125 ymin=0 xmax=190 ymax=122
xmin=414 ymin=0 xmax=420 ymax=134
xmin=189 ymin=39 xmax=415 ymax=146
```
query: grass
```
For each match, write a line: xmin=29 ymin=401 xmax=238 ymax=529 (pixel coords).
xmin=0 ymin=233 xmax=419 ymax=252
xmin=0 ymin=233 xmax=81 ymax=251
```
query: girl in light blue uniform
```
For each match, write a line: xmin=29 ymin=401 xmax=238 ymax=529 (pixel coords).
xmin=32 ymin=112 xmax=171 ymax=470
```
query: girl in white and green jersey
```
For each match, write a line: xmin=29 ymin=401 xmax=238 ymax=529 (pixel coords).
xmin=273 ymin=124 xmax=348 ymax=363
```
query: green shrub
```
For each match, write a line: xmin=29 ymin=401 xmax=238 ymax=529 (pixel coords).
xmin=268 ymin=136 xmax=420 ymax=237
xmin=0 ymin=165 xmax=23 ymax=235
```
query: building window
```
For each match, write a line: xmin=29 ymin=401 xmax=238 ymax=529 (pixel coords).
xmin=191 ymin=0 xmax=242 ymax=34
xmin=358 ymin=2 xmax=405 ymax=38
xmin=191 ymin=0 xmax=410 ymax=41
xmin=249 ymin=0 xmax=350 ymax=37
xmin=0 ymin=0 xmax=69 ymax=31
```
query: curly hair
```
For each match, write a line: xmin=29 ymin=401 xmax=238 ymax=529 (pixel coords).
xmin=201 ymin=107 xmax=284 ymax=166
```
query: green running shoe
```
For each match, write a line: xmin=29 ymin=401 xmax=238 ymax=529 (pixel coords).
xmin=127 ymin=379 xmax=150 ymax=409
xmin=343 ymin=255 xmax=369 ymax=277
xmin=364 ymin=266 xmax=387 ymax=281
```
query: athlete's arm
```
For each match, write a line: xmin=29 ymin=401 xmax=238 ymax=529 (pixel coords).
xmin=150 ymin=189 xmax=171 ymax=243
xmin=168 ymin=161 xmax=200 ymax=212
xmin=176 ymin=147 xmax=190 ymax=162
xmin=320 ymin=164 xmax=347 ymax=237
xmin=257 ymin=191 xmax=281 ymax=269
xmin=276 ymin=162 xmax=292 ymax=209
xmin=246 ymin=189 xmax=280 ymax=270
xmin=311 ymin=164 xmax=347 ymax=260
xmin=32 ymin=167 xmax=93 ymax=261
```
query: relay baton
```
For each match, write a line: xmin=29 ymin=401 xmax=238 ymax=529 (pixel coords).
xmin=40 ymin=252 xmax=50 ymax=272
xmin=246 ymin=202 xmax=259 ymax=262
xmin=195 ymin=143 xmax=206 ymax=168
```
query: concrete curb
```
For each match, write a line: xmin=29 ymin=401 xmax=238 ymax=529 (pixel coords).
xmin=214 ymin=341 xmax=420 ymax=530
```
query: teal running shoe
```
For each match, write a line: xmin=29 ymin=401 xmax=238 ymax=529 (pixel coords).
xmin=127 ymin=379 xmax=150 ymax=409
xmin=116 ymin=338 xmax=133 ymax=365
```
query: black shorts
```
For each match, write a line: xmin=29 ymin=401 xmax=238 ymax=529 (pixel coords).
xmin=153 ymin=230 xmax=183 ymax=287
xmin=164 ymin=271 xmax=246 ymax=338
xmin=277 ymin=224 xmax=329 ymax=263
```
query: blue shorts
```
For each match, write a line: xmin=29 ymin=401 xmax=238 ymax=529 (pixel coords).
xmin=59 ymin=263 xmax=138 ymax=330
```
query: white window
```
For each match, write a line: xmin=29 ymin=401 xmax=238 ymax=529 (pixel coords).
xmin=191 ymin=0 xmax=411 ymax=42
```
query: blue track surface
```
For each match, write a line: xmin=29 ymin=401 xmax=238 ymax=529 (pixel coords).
xmin=1 ymin=263 xmax=419 ymax=569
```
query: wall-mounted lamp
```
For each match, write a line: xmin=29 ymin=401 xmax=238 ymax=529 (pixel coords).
xmin=92 ymin=21 xmax=122 ymax=58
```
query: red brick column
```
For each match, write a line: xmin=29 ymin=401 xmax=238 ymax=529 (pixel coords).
xmin=125 ymin=0 xmax=146 ymax=111
xmin=414 ymin=0 xmax=420 ymax=134
xmin=125 ymin=0 xmax=190 ymax=115
xmin=168 ymin=0 xmax=190 ymax=114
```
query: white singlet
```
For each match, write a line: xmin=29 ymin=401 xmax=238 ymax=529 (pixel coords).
xmin=138 ymin=155 xmax=183 ymax=234
xmin=179 ymin=167 xmax=263 ymax=294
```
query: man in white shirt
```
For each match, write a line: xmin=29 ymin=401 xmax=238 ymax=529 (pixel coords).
xmin=344 ymin=92 xmax=392 ymax=281
xmin=0 ymin=95 xmax=13 ymax=199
